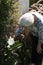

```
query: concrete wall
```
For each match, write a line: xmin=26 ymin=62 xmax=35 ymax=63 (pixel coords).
xmin=19 ymin=0 xmax=29 ymax=14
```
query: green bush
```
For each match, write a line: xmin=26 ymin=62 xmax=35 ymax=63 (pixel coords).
xmin=0 ymin=0 xmax=31 ymax=65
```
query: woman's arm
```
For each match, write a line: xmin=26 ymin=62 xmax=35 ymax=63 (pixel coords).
xmin=35 ymin=18 xmax=43 ymax=53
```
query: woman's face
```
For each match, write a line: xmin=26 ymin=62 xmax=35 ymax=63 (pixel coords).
xmin=22 ymin=27 xmax=29 ymax=36
xmin=15 ymin=25 xmax=30 ymax=38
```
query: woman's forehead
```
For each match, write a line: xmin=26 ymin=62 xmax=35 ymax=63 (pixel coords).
xmin=19 ymin=25 xmax=28 ymax=28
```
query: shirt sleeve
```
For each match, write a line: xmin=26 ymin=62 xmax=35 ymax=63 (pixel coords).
xmin=35 ymin=18 xmax=43 ymax=44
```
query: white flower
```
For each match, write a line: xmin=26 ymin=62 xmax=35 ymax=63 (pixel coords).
xmin=7 ymin=36 xmax=15 ymax=46
xmin=7 ymin=45 xmax=10 ymax=48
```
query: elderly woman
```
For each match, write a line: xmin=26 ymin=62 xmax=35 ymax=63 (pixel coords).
xmin=15 ymin=11 xmax=43 ymax=65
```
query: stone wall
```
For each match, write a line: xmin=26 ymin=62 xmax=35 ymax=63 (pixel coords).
xmin=19 ymin=0 xmax=29 ymax=14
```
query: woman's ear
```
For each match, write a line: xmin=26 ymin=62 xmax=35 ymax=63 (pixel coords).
xmin=32 ymin=14 xmax=38 ymax=23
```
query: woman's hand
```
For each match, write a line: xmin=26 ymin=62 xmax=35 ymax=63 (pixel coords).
xmin=36 ymin=43 xmax=42 ymax=54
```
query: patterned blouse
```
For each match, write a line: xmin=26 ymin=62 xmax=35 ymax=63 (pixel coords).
xmin=31 ymin=11 xmax=43 ymax=44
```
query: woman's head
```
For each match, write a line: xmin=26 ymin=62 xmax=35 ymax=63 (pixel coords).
xmin=18 ymin=12 xmax=34 ymax=27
